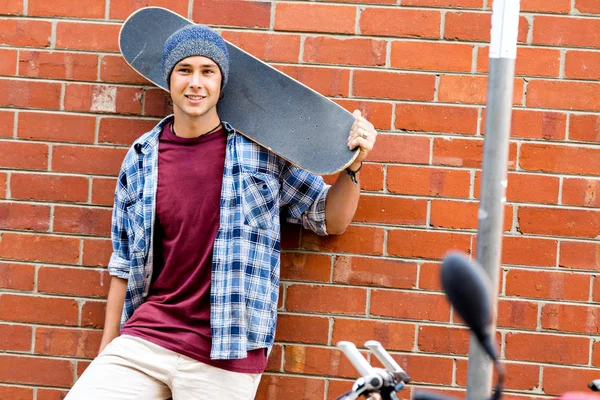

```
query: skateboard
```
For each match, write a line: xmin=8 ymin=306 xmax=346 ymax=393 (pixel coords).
xmin=119 ymin=7 xmax=358 ymax=175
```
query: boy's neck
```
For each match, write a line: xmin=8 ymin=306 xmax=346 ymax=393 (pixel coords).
xmin=172 ymin=112 xmax=221 ymax=138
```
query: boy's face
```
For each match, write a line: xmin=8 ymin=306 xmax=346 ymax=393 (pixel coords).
xmin=169 ymin=55 xmax=222 ymax=121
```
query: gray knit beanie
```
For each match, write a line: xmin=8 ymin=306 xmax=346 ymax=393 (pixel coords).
xmin=161 ymin=24 xmax=230 ymax=89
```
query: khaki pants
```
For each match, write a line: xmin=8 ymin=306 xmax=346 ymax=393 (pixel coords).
xmin=65 ymin=335 xmax=262 ymax=400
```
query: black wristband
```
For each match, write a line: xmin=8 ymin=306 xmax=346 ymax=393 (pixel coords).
xmin=345 ymin=162 xmax=362 ymax=184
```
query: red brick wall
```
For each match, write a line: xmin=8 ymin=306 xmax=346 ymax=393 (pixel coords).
xmin=1 ymin=1 xmax=599 ymax=399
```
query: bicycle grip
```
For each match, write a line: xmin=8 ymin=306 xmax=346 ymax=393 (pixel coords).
xmin=414 ymin=391 xmax=456 ymax=400
xmin=336 ymin=341 xmax=374 ymax=376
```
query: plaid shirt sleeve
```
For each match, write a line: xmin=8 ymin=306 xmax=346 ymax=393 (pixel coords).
xmin=278 ymin=159 xmax=330 ymax=236
xmin=108 ymin=158 xmax=132 ymax=280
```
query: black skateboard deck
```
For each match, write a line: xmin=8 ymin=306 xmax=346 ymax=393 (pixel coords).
xmin=119 ymin=7 xmax=358 ymax=175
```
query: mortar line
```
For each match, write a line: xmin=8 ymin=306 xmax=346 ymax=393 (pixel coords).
xmin=50 ymin=21 xmax=57 ymax=49
xmin=23 ymin=0 xmax=28 ymax=14
xmin=5 ymin=172 xmax=11 ymax=199
xmin=13 ymin=110 xmax=19 ymax=139
xmin=188 ymin=0 xmax=194 ymax=19
xmin=559 ymin=49 xmax=566 ymax=79
xmin=105 ymin=0 xmax=110 ymax=19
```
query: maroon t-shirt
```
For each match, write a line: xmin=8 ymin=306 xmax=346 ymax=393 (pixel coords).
xmin=121 ymin=122 xmax=267 ymax=373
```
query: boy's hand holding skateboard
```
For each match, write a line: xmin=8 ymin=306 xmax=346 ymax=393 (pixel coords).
xmin=347 ymin=110 xmax=377 ymax=171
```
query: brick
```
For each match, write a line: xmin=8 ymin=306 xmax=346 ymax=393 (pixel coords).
xmin=503 ymin=109 xmax=566 ymax=140
xmin=543 ymin=366 xmax=600 ymax=396
xmin=332 ymin=318 xmax=415 ymax=351
xmin=0 ymin=202 xmax=50 ymax=231
xmin=0 ymin=262 xmax=35 ymax=291
xmin=109 ymin=1 xmax=188 ymax=20
xmin=0 ymin=355 xmax=73 ymax=387
xmin=275 ymin=314 xmax=330 ymax=344
xmin=353 ymin=70 xmax=435 ymax=101
xmin=444 ymin=12 xmax=529 ymax=43
xmin=11 ymin=173 xmax=89 ymax=203
xmin=389 ymin=353 xmax=453 ymax=385
xmin=275 ymin=3 xmax=354 ymax=34
xmin=430 ymin=200 xmax=513 ymax=230
xmin=82 ymin=236 xmax=113 ymax=267
xmin=0 ymin=79 xmax=61 ymax=110
xmin=518 ymin=206 xmax=600 ymax=239
xmin=474 ymin=171 xmax=560 ymax=204
xmin=403 ymin=0 xmax=482 ymax=7
xmin=521 ymin=0 xmax=571 ymax=12
xmin=302 ymin=226 xmax=384 ymax=255
xmin=371 ymin=290 xmax=450 ymax=321
xmin=497 ymin=299 xmax=538 ymax=329
xmin=419 ymin=262 xmax=442 ymax=291
xmin=81 ymin=300 xmax=105 ymax=328
xmin=0 ymin=324 xmax=32 ymax=351
xmin=323 ymin=163 xmax=384 ymax=192
xmin=366 ymin=134 xmax=430 ymax=164
xmin=286 ymin=285 xmax=367 ymax=315
xmin=354 ymin=195 xmax=427 ymax=226
xmin=194 ymin=0 xmax=271 ymax=29
xmin=3 ymin=0 xmax=23 ymax=14
xmin=521 ymin=143 xmax=600 ymax=175
xmin=65 ymin=84 xmax=143 ymax=115
xmin=392 ymin=41 xmax=472 ymax=72
xmin=98 ymin=117 xmax=157 ymax=146
xmin=0 ymin=385 xmax=32 ymax=400
xmin=285 ymin=345 xmax=361 ymax=378
xmin=505 ymin=269 xmax=590 ymax=301
xmin=559 ymin=241 xmax=600 ymax=270
xmin=91 ymin=177 xmax=116 ymax=206
xmin=29 ymin=0 xmax=104 ymax=18
xmin=500 ymin=236 xmax=558 ymax=267
xmin=595 ymin=341 xmax=600 ymax=366
xmin=533 ymin=16 xmax=600 ymax=48
xmin=0 ymin=173 xmax=5 ymax=198
xmin=570 ymin=114 xmax=600 ymax=143
xmin=52 ymin=145 xmax=127 ymax=176
xmin=0 ymin=19 xmax=52 ymax=47
xmin=280 ymin=252 xmax=331 ymax=282
xmin=37 ymin=388 xmax=69 ymax=400
xmin=439 ymin=75 xmax=524 ymax=105
xmin=360 ymin=8 xmax=441 ymax=38
xmin=334 ymin=100 xmax=392 ymax=131
xmin=304 ymin=37 xmax=386 ymax=67
xmin=38 ymin=267 xmax=110 ymax=297
xmin=0 ymin=294 xmax=78 ymax=325
xmin=542 ymin=303 xmax=599 ymax=335
xmin=0 ymin=141 xmax=48 ymax=170
xmin=333 ymin=256 xmax=417 ymax=289
xmin=478 ymin=46 xmax=561 ymax=78
xmin=594 ymin=276 xmax=600 ymax=302
xmin=276 ymin=65 xmax=350 ymax=98
xmin=100 ymin=55 xmax=150 ymax=85
xmin=53 ymin=206 xmax=112 ymax=236
xmin=506 ymin=332 xmax=589 ymax=364
xmin=565 ymin=50 xmax=600 ymax=80
xmin=56 ymin=22 xmax=121 ymax=52
xmin=433 ymin=137 xmax=518 ymax=169
xmin=35 ymin=327 xmax=102 ymax=358
xmin=563 ymin=178 xmax=600 ymax=208
xmin=19 ymin=50 xmax=98 ymax=81
xmin=387 ymin=166 xmax=471 ymax=198
xmin=18 ymin=112 xmax=96 ymax=143
xmin=221 ymin=31 xmax=301 ymax=63
xmin=575 ymin=0 xmax=600 ymax=13
xmin=265 ymin=344 xmax=282 ymax=372
xmin=457 ymin=361 xmax=540 ymax=391
xmin=418 ymin=325 xmax=470 ymax=355
xmin=255 ymin=375 xmax=325 ymax=400
xmin=527 ymin=80 xmax=600 ymax=112
xmin=0 ymin=233 xmax=80 ymax=264
xmin=0 ymin=48 xmax=17 ymax=76
xmin=396 ymin=103 xmax=479 ymax=135
xmin=0 ymin=110 xmax=14 ymax=137
xmin=143 ymin=88 xmax=172 ymax=117
xmin=388 ymin=229 xmax=472 ymax=259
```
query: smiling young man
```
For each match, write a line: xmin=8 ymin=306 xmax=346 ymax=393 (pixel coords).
xmin=66 ymin=24 xmax=377 ymax=400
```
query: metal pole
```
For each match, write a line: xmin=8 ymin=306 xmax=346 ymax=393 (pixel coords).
xmin=466 ymin=1 xmax=520 ymax=400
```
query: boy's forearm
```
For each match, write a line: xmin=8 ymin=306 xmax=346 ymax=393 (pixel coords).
xmin=99 ymin=276 xmax=128 ymax=354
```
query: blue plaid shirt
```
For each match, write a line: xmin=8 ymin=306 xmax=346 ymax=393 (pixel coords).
xmin=108 ymin=116 xmax=330 ymax=360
